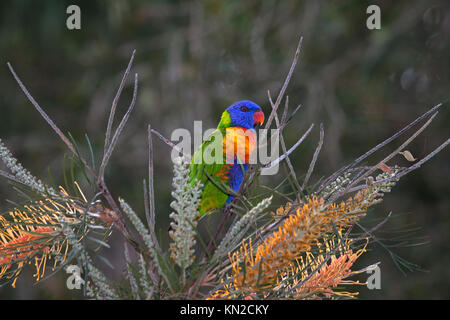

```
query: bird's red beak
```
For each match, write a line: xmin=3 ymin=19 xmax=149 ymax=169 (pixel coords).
xmin=253 ymin=111 xmax=265 ymax=126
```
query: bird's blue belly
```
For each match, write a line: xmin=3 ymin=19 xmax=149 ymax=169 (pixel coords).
xmin=226 ymin=162 xmax=249 ymax=203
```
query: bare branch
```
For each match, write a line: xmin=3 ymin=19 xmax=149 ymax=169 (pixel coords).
xmin=302 ymin=123 xmax=324 ymax=190
xmin=285 ymin=103 xmax=303 ymax=124
xmin=397 ymin=138 xmax=450 ymax=179
xmin=150 ymin=128 xmax=191 ymax=159
xmin=268 ymin=91 xmax=298 ymax=184
xmin=329 ymin=112 xmax=439 ymax=202
xmin=353 ymin=212 xmax=393 ymax=242
xmin=104 ymin=50 xmax=136 ymax=154
xmin=99 ymin=73 xmax=138 ymax=179
xmin=147 ymin=124 xmax=156 ymax=232
xmin=143 ymin=179 xmax=151 ymax=234
xmin=6 ymin=62 xmax=96 ymax=177
xmin=0 ymin=169 xmax=23 ymax=184
xmin=317 ymin=102 xmax=444 ymax=193
xmin=264 ymin=36 xmax=303 ymax=130
xmin=7 ymin=53 xmax=143 ymax=256
xmin=280 ymin=96 xmax=289 ymax=125
xmin=264 ymin=123 xmax=314 ymax=170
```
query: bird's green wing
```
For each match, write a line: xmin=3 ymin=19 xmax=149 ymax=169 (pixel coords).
xmin=189 ymin=128 xmax=231 ymax=216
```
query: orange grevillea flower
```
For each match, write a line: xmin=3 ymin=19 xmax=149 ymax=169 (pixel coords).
xmin=270 ymin=201 xmax=293 ymax=218
xmin=0 ymin=209 xmax=65 ymax=287
xmin=0 ymin=224 xmax=61 ymax=287
xmin=289 ymin=237 xmax=368 ymax=299
xmin=0 ymin=184 xmax=90 ymax=287
xmin=0 ymin=182 xmax=116 ymax=287
xmin=293 ymin=251 xmax=362 ymax=298
xmin=227 ymin=189 xmax=378 ymax=293
xmin=210 ymin=237 xmax=368 ymax=300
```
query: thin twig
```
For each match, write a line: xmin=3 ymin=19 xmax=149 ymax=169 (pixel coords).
xmin=302 ymin=123 xmax=324 ymax=190
xmin=258 ymin=185 xmax=293 ymax=202
xmin=99 ymin=73 xmax=138 ymax=179
xmin=96 ymin=72 xmax=141 ymax=254
xmin=317 ymin=102 xmax=444 ymax=193
xmin=147 ymin=125 xmax=156 ymax=232
xmin=330 ymin=112 xmax=439 ymax=202
xmin=397 ymin=138 xmax=450 ymax=179
xmin=352 ymin=212 xmax=393 ymax=242
xmin=268 ymin=91 xmax=299 ymax=184
xmin=285 ymin=104 xmax=303 ymax=125
xmin=104 ymin=50 xmax=136 ymax=155
xmin=150 ymin=128 xmax=191 ymax=159
xmin=264 ymin=123 xmax=314 ymax=170
xmin=281 ymin=96 xmax=289 ymax=125
xmin=6 ymin=62 xmax=96 ymax=178
xmin=143 ymin=180 xmax=151 ymax=236
xmin=0 ymin=169 xmax=23 ymax=184
xmin=7 ymin=56 xmax=142 ymax=255
xmin=264 ymin=36 xmax=303 ymax=130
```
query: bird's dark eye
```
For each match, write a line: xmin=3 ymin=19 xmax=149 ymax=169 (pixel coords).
xmin=240 ymin=106 xmax=250 ymax=112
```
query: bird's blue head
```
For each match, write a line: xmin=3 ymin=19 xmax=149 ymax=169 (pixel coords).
xmin=220 ymin=100 xmax=265 ymax=129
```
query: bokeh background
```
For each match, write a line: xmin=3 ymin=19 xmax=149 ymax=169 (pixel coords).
xmin=0 ymin=0 xmax=449 ymax=299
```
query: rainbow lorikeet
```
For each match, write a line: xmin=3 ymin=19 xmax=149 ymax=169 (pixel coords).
xmin=189 ymin=100 xmax=265 ymax=217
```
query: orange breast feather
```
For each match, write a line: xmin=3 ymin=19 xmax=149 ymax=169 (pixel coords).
xmin=223 ymin=127 xmax=257 ymax=164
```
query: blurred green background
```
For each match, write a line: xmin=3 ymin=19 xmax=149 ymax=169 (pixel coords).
xmin=0 ymin=0 xmax=449 ymax=299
